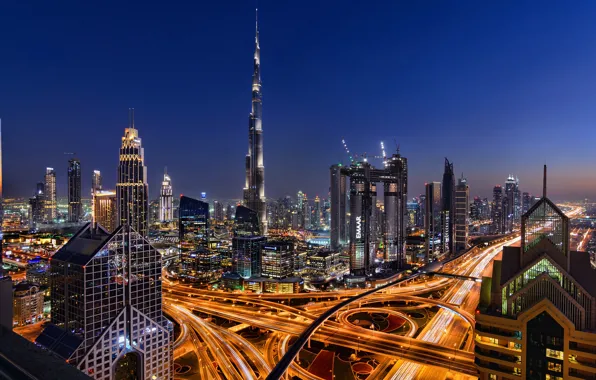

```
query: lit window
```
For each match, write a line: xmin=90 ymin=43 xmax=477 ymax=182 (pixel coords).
xmin=547 ymin=362 xmax=562 ymax=372
xmin=546 ymin=348 xmax=564 ymax=360
xmin=489 ymin=374 xmax=497 ymax=380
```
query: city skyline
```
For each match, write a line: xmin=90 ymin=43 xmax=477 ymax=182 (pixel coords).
xmin=2 ymin=1 xmax=596 ymax=201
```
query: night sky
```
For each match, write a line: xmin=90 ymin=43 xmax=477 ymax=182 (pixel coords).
xmin=2 ymin=1 xmax=596 ymax=202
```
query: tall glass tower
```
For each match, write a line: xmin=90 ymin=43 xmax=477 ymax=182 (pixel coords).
xmin=117 ymin=109 xmax=149 ymax=237
xmin=68 ymin=158 xmax=82 ymax=223
xmin=243 ymin=9 xmax=267 ymax=235
xmin=44 ymin=167 xmax=57 ymax=222
xmin=159 ymin=169 xmax=173 ymax=222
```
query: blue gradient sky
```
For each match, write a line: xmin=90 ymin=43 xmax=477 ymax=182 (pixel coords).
xmin=1 ymin=1 xmax=595 ymax=202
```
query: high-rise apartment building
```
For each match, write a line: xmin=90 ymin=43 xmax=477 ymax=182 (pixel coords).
xmin=44 ymin=167 xmax=57 ymax=222
xmin=159 ymin=169 xmax=173 ymax=222
xmin=425 ymin=182 xmax=441 ymax=262
xmin=522 ymin=191 xmax=531 ymax=214
xmin=476 ymin=166 xmax=596 ymax=379
xmin=214 ymin=200 xmax=224 ymax=222
xmin=93 ymin=190 xmax=117 ymax=232
xmin=117 ymin=109 xmax=149 ymax=237
xmin=454 ymin=174 xmax=469 ymax=254
xmin=37 ymin=223 xmax=173 ymax=380
xmin=492 ymin=185 xmax=503 ymax=234
xmin=91 ymin=170 xmax=102 ymax=194
xmin=68 ymin=158 xmax=82 ymax=223
xmin=243 ymin=10 xmax=267 ymax=235
xmin=441 ymin=158 xmax=455 ymax=255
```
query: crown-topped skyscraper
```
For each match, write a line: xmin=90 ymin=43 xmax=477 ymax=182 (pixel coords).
xmin=243 ymin=9 xmax=267 ymax=235
xmin=117 ymin=108 xmax=149 ymax=237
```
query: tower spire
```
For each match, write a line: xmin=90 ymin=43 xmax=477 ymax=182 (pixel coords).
xmin=543 ymin=164 xmax=547 ymax=198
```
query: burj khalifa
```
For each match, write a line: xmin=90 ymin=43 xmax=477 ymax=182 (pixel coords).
xmin=243 ymin=9 xmax=267 ymax=235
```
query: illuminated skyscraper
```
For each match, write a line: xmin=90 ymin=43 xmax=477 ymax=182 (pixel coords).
xmin=329 ymin=166 xmax=347 ymax=249
xmin=243 ymin=9 xmax=267 ymax=235
xmin=425 ymin=182 xmax=441 ymax=262
xmin=117 ymin=109 xmax=149 ymax=237
xmin=313 ymin=196 xmax=321 ymax=229
xmin=68 ymin=158 xmax=82 ymax=223
xmin=476 ymin=166 xmax=596 ymax=379
xmin=29 ymin=182 xmax=45 ymax=227
xmin=159 ymin=169 xmax=173 ymax=222
xmin=492 ymin=185 xmax=503 ymax=234
xmin=44 ymin=167 xmax=57 ymax=222
xmin=93 ymin=190 xmax=117 ymax=232
xmin=441 ymin=158 xmax=455 ymax=255
xmin=454 ymin=174 xmax=469 ymax=253
xmin=37 ymin=224 xmax=173 ymax=380
xmin=91 ymin=170 xmax=102 ymax=194
xmin=214 ymin=200 xmax=224 ymax=222
xmin=522 ymin=191 xmax=531 ymax=214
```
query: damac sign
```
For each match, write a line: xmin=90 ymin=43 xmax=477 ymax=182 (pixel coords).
xmin=356 ymin=216 xmax=362 ymax=239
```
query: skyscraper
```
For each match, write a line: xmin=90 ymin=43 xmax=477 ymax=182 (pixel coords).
xmin=37 ymin=224 xmax=173 ymax=380
xmin=454 ymin=174 xmax=469 ymax=254
xmin=91 ymin=170 xmax=102 ymax=194
xmin=522 ymin=191 xmax=531 ymax=214
xmin=441 ymin=158 xmax=455 ymax=255
xmin=214 ymin=200 xmax=224 ymax=222
xmin=491 ymin=185 xmax=503 ymax=234
xmin=504 ymin=174 xmax=517 ymax=232
xmin=67 ymin=158 xmax=82 ymax=223
xmin=475 ymin=166 xmax=596 ymax=379
xmin=243 ymin=10 xmax=267 ymax=235
xmin=232 ymin=205 xmax=265 ymax=278
xmin=93 ymin=190 xmax=117 ymax=232
xmin=329 ymin=166 xmax=347 ymax=249
xmin=384 ymin=152 xmax=408 ymax=266
xmin=425 ymin=182 xmax=441 ymax=262
xmin=159 ymin=169 xmax=173 ymax=222
xmin=29 ymin=182 xmax=45 ymax=227
xmin=44 ymin=167 xmax=57 ymax=222
xmin=117 ymin=109 xmax=149 ymax=237
xmin=313 ymin=196 xmax=321 ymax=229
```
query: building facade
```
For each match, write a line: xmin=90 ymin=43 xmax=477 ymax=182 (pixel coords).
xmin=243 ymin=11 xmax=267 ymax=235
xmin=91 ymin=170 xmax=102 ymax=194
xmin=476 ymin=167 xmax=596 ymax=380
xmin=68 ymin=158 xmax=82 ymax=223
xmin=117 ymin=109 xmax=149 ymax=237
xmin=492 ymin=185 xmax=504 ymax=234
xmin=159 ymin=170 xmax=173 ymax=222
xmin=93 ymin=190 xmax=117 ymax=232
xmin=261 ymin=240 xmax=294 ymax=279
xmin=13 ymin=282 xmax=44 ymax=326
xmin=44 ymin=167 xmax=57 ymax=222
xmin=37 ymin=223 xmax=173 ymax=380
xmin=425 ymin=182 xmax=441 ymax=262
xmin=441 ymin=158 xmax=455 ymax=255
xmin=454 ymin=175 xmax=469 ymax=254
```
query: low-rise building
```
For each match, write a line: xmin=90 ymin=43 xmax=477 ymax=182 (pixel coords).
xmin=13 ymin=282 xmax=44 ymax=326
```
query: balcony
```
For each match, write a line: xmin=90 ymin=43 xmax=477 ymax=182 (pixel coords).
xmin=475 ymin=335 xmax=521 ymax=353
xmin=475 ymin=324 xmax=521 ymax=339
xmin=570 ymin=341 xmax=596 ymax=356
xmin=569 ymin=368 xmax=596 ymax=379
xmin=475 ymin=346 xmax=521 ymax=365
xmin=475 ymin=357 xmax=521 ymax=377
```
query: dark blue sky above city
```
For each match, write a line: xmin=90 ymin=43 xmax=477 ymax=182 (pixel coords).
xmin=2 ymin=0 xmax=596 ymax=202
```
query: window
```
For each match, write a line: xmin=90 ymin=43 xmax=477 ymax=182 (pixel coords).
xmin=546 ymin=348 xmax=564 ymax=360
xmin=489 ymin=374 xmax=497 ymax=380
xmin=546 ymin=375 xmax=563 ymax=380
xmin=547 ymin=362 xmax=562 ymax=372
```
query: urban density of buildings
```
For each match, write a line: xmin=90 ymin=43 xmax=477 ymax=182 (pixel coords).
xmin=1 ymin=6 xmax=596 ymax=380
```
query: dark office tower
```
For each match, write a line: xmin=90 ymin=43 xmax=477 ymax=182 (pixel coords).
xmin=522 ymin=191 xmax=531 ymax=214
xmin=117 ymin=109 xmax=149 ymax=237
xmin=425 ymin=182 xmax=441 ymax=262
xmin=179 ymin=196 xmax=209 ymax=249
xmin=491 ymin=185 xmax=503 ymax=234
xmin=384 ymin=152 xmax=408 ymax=266
xmin=454 ymin=174 xmax=469 ymax=254
xmin=476 ymin=166 xmax=596 ymax=379
xmin=243 ymin=10 xmax=267 ymax=235
xmin=44 ymin=167 xmax=57 ymax=222
xmin=368 ymin=183 xmax=378 ymax=263
xmin=91 ymin=170 xmax=102 ymax=194
xmin=159 ymin=169 xmax=173 ymax=222
xmin=29 ymin=183 xmax=46 ymax=227
xmin=233 ymin=205 xmax=265 ymax=277
xmin=234 ymin=205 xmax=261 ymax=237
xmin=418 ymin=194 xmax=426 ymax=227
xmin=67 ymin=158 xmax=82 ymax=223
xmin=226 ymin=204 xmax=234 ymax=220
xmin=471 ymin=196 xmax=482 ymax=221
xmin=37 ymin=224 xmax=173 ymax=380
xmin=441 ymin=158 xmax=455 ymax=255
